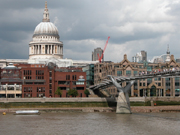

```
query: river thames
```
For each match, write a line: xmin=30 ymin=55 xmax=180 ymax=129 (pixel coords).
xmin=0 ymin=112 xmax=180 ymax=135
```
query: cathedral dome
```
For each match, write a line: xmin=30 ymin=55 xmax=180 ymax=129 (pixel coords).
xmin=33 ymin=22 xmax=59 ymax=38
xmin=29 ymin=2 xmax=63 ymax=60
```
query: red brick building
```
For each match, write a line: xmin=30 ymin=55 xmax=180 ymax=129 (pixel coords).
xmin=0 ymin=63 xmax=86 ymax=98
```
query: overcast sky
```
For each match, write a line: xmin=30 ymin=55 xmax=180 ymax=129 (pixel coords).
xmin=0 ymin=0 xmax=180 ymax=62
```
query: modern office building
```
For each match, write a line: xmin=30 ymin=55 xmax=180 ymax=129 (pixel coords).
xmin=92 ymin=48 xmax=103 ymax=61
xmin=94 ymin=54 xmax=180 ymax=97
xmin=82 ymin=64 xmax=94 ymax=88
xmin=141 ymin=50 xmax=147 ymax=62
xmin=132 ymin=50 xmax=147 ymax=62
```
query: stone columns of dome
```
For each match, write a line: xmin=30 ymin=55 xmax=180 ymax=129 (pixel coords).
xmin=60 ymin=46 xmax=62 ymax=54
xmin=39 ymin=45 xmax=41 ymax=54
xmin=33 ymin=45 xmax=35 ymax=54
xmin=61 ymin=47 xmax=63 ymax=54
xmin=51 ymin=45 xmax=52 ymax=54
xmin=36 ymin=45 xmax=38 ymax=54
xmin=48 ymin=45 xmax=49 ymax=54
xmin=60 ymin=46 xmax=61 ymax=54
xmin=34 ymin=45 xmax=36 ymax=54
xmin=38 ymin=45 xmax=39 ymax=54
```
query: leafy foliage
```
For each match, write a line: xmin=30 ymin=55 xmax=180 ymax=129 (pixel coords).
xmin=55 ymin=87 xmax=62 ymax=97
xmin=84 ymin=89 xmax=90 ymax=96
xmin=67 ymin=89 xmax=78 ymax=97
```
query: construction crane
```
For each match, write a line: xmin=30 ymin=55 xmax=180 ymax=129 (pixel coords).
xmin=97 ymin=36 xmax=110 ymax=63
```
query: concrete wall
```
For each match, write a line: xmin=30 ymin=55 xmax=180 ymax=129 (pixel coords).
xmin=0 ymin=97 xmax=179 ymax=103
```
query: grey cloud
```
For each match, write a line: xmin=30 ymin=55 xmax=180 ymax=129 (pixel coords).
xmin=0 ymin=0 xmax=180 ymax=61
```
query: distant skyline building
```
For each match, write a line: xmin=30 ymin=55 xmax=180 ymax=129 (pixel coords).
xmin=132 ymin=50 xmax=147 ymax=62
xmin=165 ymin=45 xmax=170 ymax=62
xmin=141 ymin=50 xmax=147 ymax=61
xmin=92 ymin=47 xmax=103 ymax=61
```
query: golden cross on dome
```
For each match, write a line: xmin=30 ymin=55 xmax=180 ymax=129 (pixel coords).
xmin=45 ymin=1 xmax=47 ymax=8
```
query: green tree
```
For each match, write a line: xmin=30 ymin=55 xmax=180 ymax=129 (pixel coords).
xmin=55 ymin=87 xmax=62 ymax=97
xmin=84 ymin=89 xmax=90 ymax=97
xmin=67 ymin=89 xmax=78 ymax=97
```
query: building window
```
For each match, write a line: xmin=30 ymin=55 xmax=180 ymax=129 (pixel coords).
xmin=36 ymin=70 xmax=44 ymax=79
xmin=134 ymin=71 xmax=138 ymax=75
xmin=24 ymin=70 xmax=32 ymax=75
xmin=49 ymin=90 xmax=52 ymax=94
xmin=37 ymin=93 xmax=45 ymax=97
xmin=24 ymin=87 xmax=32 ymax=92
xmin=49 ymin=84 xmax=52 ymax=89
xmin=58 ymin=81 xmax=69 ymax=85
xmin=76 ymin=87 xmax=84 ymax=90
xmin=60 ymin=87 xmax=66 ymax=90
xmin=72 ymin=75 xmax=77 ymax=80
xmin=24 ymin=93 xmax=32 ymax=98
xmin=126 ymin=70 xmax=131 ymax=76
xmin=66 ymin=75 xmax=70 ymax=80
xmin=117 ymin=71 xmax=122 ymax=76
xmin=175 ymin=82 xmax=179 ymax=86
xmin=37 ymin=87 xmax=45 ymax=92
xmin=49 ymin=71 xmax=52 ymax=77
xmin=76 ymin=81 xmax=84 ymax=85
xmin=166 ymin=82 xmax=170 ymax=86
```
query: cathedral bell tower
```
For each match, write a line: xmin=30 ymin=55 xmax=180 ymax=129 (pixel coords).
xmin=165 ymin=45 xmax=170 ymax=62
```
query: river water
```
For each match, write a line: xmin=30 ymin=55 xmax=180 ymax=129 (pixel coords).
xmin=0 ymin=112 xmax=180 ymax=135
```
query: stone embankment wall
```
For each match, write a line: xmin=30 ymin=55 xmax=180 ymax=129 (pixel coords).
xmin=0 ymin=97 xmax=180 ymax=110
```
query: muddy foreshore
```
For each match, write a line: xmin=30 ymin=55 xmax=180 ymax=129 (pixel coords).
xmin=1 ymin=106 xmax=180 ymax=113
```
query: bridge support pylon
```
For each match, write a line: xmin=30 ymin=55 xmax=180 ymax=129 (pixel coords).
xmin=108 ymin=75 xmax=134 ymax=114
xmin=116 ymin=91 xmax=131 ymax=114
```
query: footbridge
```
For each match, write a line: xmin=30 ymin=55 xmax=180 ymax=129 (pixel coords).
xmin=89 ymin=70 xmax=180 ymax=114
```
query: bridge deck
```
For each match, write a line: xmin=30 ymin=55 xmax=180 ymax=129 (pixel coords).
xmin=90 ymin=70 xmax=180 ymax=90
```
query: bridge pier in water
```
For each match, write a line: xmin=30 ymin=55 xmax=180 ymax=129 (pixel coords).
xmin=108 ymin=76 xmax=134 ymax=114
xmin=116 ymin=91 xmax=131 ymax=114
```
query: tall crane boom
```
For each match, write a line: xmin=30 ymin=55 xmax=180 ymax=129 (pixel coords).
xmin=98 ymin=36 xmax=110 ymax=63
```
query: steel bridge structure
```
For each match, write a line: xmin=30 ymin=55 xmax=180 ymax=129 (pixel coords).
xmin=89 ymin=70 xmax=180 ymax=114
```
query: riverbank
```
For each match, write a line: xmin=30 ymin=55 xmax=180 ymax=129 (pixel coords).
xmin=131 ymin=106 xmax=180 ymax=113
xmin=1 ymin=106 xmax=180 ymax=113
